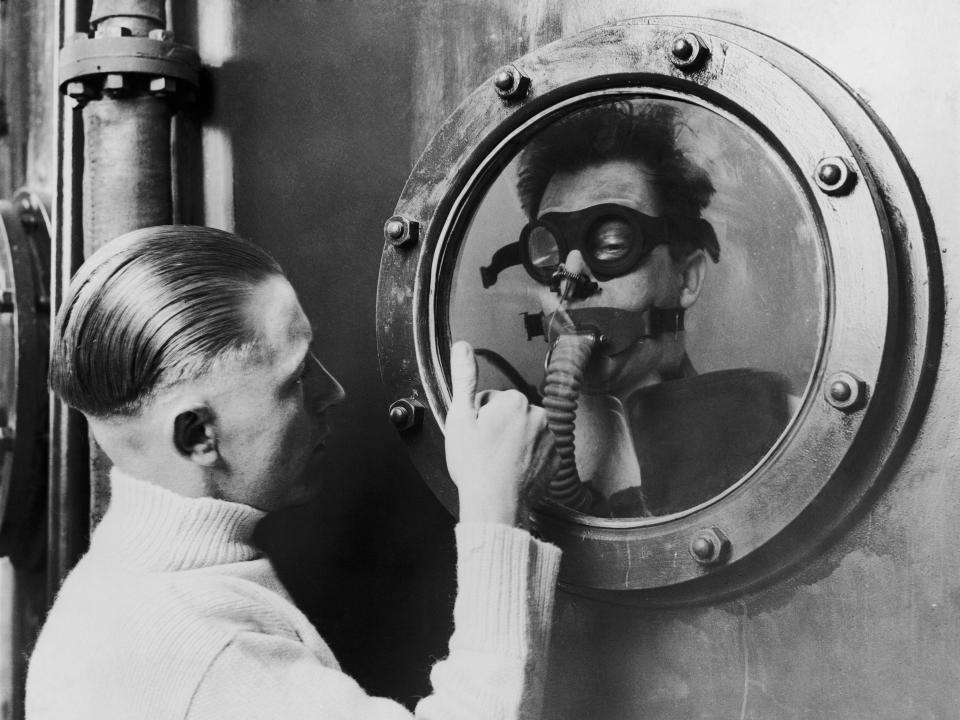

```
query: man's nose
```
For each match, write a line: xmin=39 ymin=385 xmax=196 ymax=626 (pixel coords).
xmin=559 ymin=249 xmax=597 ymax=300
xmin=563 ymin=249 xmax=589 ymax=275
xmin=308 ymin=355 xmax=347 ymax=411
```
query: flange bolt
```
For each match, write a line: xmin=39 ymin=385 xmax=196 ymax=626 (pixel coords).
xmin=672 ymin=37 xmax=694 ymax=62
xmin=669 ymin=33 xmax=709 ymax=70
xmin=388 ymin=398 xmax=424 ymax=433
xmin=824 ymin=371 xmax=866 ymax=411
xmin=814 ymin=156 xmax=857 ymax=195
xmin=492 ymin=64 xmax=530 ymax=101
xmin=689 ymin=527 xmax=730 ymax=566
xmin=383 ymin=215 xmax=419 ymax=248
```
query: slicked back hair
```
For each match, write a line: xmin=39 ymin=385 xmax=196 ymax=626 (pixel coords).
xmin=516 ymin=100 xmax=717 ymax=262
xmin=50 ymin=225 xmax=283 ymax=418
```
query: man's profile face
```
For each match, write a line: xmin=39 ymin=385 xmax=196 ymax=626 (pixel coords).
xmin=535 ymin=159 xmax=694 ymax=394
xmin=208 ymin=275 xmax=345 ymax=511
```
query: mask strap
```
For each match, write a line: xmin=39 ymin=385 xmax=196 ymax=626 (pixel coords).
xmin=479 ymin=241 xmax=522 ymax=288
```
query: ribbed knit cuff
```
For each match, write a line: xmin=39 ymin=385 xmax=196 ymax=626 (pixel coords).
xmin=451 ymin=523 xmax=561 ymax=658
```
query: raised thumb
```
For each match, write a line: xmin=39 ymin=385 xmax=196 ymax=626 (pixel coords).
xmin=449 ymin=341 xmax=478 ymax=418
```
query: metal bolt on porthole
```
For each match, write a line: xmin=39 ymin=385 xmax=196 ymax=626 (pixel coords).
xmin=388 ymin=398 xmax=424 ymax=433
xmin=824 ymin=371 xmax=867 ymax=412
xmin=0 ymin=291 xmax=13 ymax=313
xmin=669 ymin=33 xmax=709 ymax=70
xmin=492 ymin=64 xmax=530 ymax=101
xmin=689 ymin=527 xmax=730 ymax=566
xmin=383 ymin=215 xmax=419 ymax=248
xmin=814 ymin=156 xmax=857 ymax=195
xmin=0 ymin=427 xmax=14 ymax=450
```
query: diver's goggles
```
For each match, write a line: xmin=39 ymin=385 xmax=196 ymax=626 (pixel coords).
xmin=480 ymin=203 xmax=718 ymax=289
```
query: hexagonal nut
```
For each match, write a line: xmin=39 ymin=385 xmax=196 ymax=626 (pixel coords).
xmin=689 ymin=527 xmax=731 ymax=566
xmin=383 ymin=215 xmax=420 ymax=248
xmin=149 ymin=77 xmax=178 ymax=95
xmin=99 ymin=25 xmax=133 ymax=38
xmin=148 ymin=29 xmax=175 ymax=42
xmin=65 ymin=79 xmax=100 ymax=101
xmin=388 ymin=398 xmax=424 ymax=433
xmin=102 ymin=74 xmax=127 ymax=95
xmin=492 ymin=64 xmax=531 ymax=101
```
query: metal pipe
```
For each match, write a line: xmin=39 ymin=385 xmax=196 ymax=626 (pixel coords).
xmin=56 ymin=0 xmax=199 ymax=530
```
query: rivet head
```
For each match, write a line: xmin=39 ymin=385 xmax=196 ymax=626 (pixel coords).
xmin=818 ymin=163 xmax=841 ymax=186
xmin=672 ymin=37 xmax=694 ymax=61
xmin=669 ymin=33 xmax=709 ymax=70
xmin=829 ymin=380 xmax=852 ymax=403
xmin=494 ymin=70 xmax=514 ymax=91
xmin=691 ymin=536 xmax=714 ymax=560
xmin=814 ymin=156 xmax=857 ymax=195
xmin=389 ymin=404 xmax=410 ymax=427
xmin=492 ymin=65 xmax=530 ymax=101
xmin=825 ymin=371 xmax=866 ymax=411
xmin=689 ymin=527 xmax=730 ymax=566
xmin=385 ymin=220 xmax=405 ymax=239
xmin=383 ymin=215 xmax=419 ymax=248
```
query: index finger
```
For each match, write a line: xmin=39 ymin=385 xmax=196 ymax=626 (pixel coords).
xmin=448 ymin=341 xmax=478 ymax=419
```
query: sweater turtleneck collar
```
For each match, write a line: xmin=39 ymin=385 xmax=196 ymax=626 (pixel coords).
xmin=90 ymin=468 xmax=267 ymax=572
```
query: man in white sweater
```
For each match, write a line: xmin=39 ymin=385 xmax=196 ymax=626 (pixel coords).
xmin=26 ymin=226 xmax=561 ymax=719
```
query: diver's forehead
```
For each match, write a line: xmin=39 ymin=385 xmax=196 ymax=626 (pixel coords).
xmin=538 ymin=160 xmax=664 ymax=217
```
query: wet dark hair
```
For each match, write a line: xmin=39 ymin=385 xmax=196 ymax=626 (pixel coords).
xmin=50 ymin=225 xmax=284 ymax=418
xmin=516 ymin=100 xmax=718 ymax=261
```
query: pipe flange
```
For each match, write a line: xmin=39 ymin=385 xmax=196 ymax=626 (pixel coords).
xmin=59 ymin=32 xmax=200 ymax=97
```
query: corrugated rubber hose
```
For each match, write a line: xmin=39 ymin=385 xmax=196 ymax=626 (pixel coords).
xmin=542 ymin=332 xmax=597 ymax=512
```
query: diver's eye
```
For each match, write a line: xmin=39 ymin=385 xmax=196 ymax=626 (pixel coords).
xmin=588 ymin=218 xmax=634 ymax=262
xmin=527 ymin=225 xmax=561 ymax=269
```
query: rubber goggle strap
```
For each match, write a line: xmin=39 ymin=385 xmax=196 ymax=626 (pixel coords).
xmin=480 ymin=242 xmax=521 ymax=289
xmin=539 ymin=306 xmax=685 ymax=354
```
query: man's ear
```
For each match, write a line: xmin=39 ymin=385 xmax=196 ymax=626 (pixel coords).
xmin=173 ymin=407 xmax=219 ymax=467
xmin=678 ymin=249 xmax=708 ymax=310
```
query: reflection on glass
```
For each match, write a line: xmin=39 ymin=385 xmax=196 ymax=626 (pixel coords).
xmin=448 ymin=96 xmax=823 ymax=519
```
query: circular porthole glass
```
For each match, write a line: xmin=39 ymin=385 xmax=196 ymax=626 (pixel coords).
xmin=446 ymin=93 xmax=824 ymax=522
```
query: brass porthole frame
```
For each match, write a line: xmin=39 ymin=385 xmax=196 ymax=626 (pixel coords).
xmin=375 ymin=17 xmax=940 ymax=604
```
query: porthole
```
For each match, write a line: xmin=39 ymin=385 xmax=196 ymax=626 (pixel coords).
xmin=376 ymin=17 xmax=939 ymax=602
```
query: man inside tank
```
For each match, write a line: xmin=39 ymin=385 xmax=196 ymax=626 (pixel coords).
xmin=482 ymin=101 xmax=794 ymax=518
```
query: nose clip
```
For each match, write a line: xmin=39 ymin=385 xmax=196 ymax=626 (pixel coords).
xmin=550 ymin=264 xmax=600 ymax=299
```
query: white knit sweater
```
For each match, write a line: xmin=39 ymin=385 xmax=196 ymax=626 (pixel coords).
xmin=26 ymin=470 xmax=561 ymax=719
